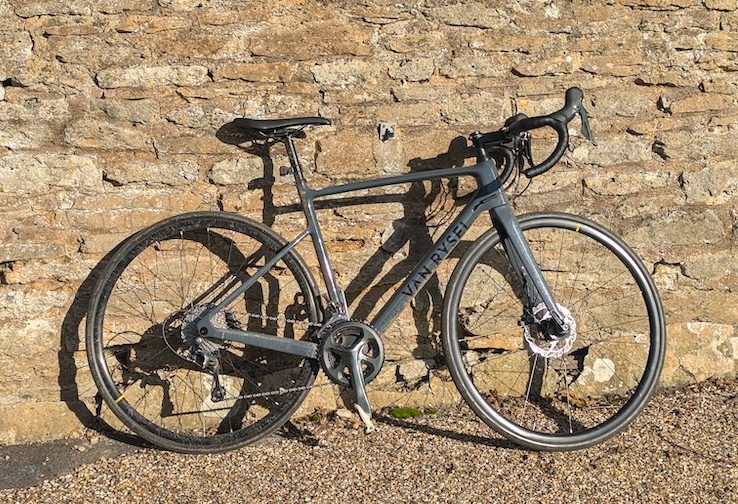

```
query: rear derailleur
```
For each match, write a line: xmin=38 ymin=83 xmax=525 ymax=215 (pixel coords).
xmin=193 ymin=337 xmax=227 ymax=403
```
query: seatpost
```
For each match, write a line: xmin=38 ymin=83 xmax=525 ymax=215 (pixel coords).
xmin=283 ymin=135 xmax=307 ymax=187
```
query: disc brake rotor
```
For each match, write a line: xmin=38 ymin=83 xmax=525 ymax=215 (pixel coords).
xmin=523 ymin=303 xmax=577 ymax=359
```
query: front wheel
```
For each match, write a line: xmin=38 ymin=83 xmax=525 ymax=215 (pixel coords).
xmin=442 ymin=213 xmax=665 ymax=451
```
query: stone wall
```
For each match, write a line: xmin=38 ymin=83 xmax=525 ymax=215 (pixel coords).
xmin=1 ymin=0 xmax=737 ymax=443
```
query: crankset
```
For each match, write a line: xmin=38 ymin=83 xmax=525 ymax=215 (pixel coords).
xmin=319 ymin=321 xmax=385 ymax=431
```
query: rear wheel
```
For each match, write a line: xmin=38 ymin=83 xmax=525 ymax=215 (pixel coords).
xmin=86 ymin=212 xmax=321 ymax=453
xmin=442 ymin=213 xmax=665 ymax=450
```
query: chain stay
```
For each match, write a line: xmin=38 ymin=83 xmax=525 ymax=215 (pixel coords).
xmin=217 ymin=310 xmax=327 ymax=400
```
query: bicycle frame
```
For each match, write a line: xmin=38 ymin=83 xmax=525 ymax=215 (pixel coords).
xmin=197 ymin=136 xmax=565 ymax=359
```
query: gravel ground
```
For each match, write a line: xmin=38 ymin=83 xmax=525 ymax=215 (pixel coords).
xmin=1 ymin=379 xmax=736 ymax=504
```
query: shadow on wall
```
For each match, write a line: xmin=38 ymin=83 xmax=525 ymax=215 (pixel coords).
xmin=58 ymin=242 xmax=149 ymax=448
xmin=57 ymin=121 xmax=479 ymax=443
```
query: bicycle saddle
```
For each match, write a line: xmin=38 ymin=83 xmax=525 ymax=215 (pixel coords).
xmin=233 ymin=117 xmax=331 ymax=132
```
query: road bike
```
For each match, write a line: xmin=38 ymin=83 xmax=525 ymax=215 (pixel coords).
xmin=86 ymin=87 xmax=666 ymax=453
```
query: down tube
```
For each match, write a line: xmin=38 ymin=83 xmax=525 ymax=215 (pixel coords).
xmin=371 ymin=200 xmax=485 ymax=334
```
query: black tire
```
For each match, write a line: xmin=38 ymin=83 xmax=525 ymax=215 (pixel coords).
xmin=442 ymin=213 xmax=665 ymax=451
xmin=86 ymin=211 xmax=321 ymax=453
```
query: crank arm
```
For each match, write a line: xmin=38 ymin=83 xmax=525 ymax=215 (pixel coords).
xmin=347 ymin=356 xmax=377 ymax=433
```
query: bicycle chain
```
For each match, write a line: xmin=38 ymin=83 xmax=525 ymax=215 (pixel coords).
xmin=230 ymin=382 xmax=332 ymax=401
xmin=240 ymin=310 xmax=324 ymax=328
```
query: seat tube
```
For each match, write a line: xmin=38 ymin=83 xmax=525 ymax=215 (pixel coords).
xmin=283 ymin=136 xmax=347 ymax=314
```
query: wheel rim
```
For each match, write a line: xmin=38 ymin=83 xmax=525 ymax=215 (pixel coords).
xmin=89 ymin=215 xmax=319 ymax=449
xmin=446 ymin=215 xmax=664 ymax=447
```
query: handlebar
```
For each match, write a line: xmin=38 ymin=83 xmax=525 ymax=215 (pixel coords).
xmin=507 ymin=116 xmax=569 ymax=177
xmin=474 ymin=86 xmax=593 ymax=180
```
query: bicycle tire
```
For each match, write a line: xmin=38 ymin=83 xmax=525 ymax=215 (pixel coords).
xmin=86 ymin=211 xmax=321 ymax=453
xmin=442 ymin=212 xmax=665 ymax=451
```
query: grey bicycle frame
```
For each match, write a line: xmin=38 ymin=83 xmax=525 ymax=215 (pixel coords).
xmin=197 ymin=136 xmax=565 ymax=359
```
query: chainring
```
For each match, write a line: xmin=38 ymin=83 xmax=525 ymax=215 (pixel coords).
xmin=319 ymin=320 xmax=385 ymax=387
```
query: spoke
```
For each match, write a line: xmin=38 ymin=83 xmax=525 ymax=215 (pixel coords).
xmin=520 ymin=352 xmax=539 ymax=424
xmin=552 ymin=227 xmax=565 ymax=293
xmin=562 ymin=356 xmax=573 ymax=434
xmin=576 ymin=316 xmax=650 ymax=335
xmin=570 ymin=270 xmax=627 ymax=309
xmin=566 ymin=232 xmax=589 ymax=307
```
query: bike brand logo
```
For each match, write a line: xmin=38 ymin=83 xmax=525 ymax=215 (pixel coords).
xmin=400 ymin=221 xmax=469 ymax=297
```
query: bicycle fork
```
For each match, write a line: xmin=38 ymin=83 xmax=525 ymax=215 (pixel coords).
xmin=490 ymin=203 xmax=570 ymax=336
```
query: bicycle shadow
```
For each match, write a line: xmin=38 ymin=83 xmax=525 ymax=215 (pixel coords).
xmin=374 ymin=413 xmax=520 ymax=450
xmin=58 ymin=242 xmax=151 ymax=448
xmin=218 ymin=122 xmax=477 ymax=359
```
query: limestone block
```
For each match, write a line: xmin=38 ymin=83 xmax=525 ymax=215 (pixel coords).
xmin=615 ymin=0 xmax=700 ymax=10
xmin=11 ymin=1 xmax=89 ymax=17
xmin=440 ymin=91 xmax=509 ymax=126
xmin=311 ymin=60 xmax=380 ymax=88
xmin=159 ymin=0 xmax=217 ymax=11
xmin=64 ymin=120 xmax=151 ymax=151
xmin=41 ymin=35 xmax=145 ymax=70
xmin=397 ymin=359 xmax=431 ymax=382
xmin=440 ymin=52 xmax=512 ymax=79
xmin=164 ymin=104 xmax=237 ymax=130
xmin=388 ymin=59 xmax=435 ymax=82
xmin=683 ymin=160 xmax=738 ymax=203
xmin=683 ymin=249 xmax=738 ymax=288
xmin=705 ymin=32 xmax=738 ymax=53
xmin=0 ymin=30 xmax=33 ymax=80
xmin=704 ymin=0 xmax=737 ymax=10
xmin=96 ymin=99 xmax=160 ymax=124
xmin=571 ymin=136 xmax=652 ymax=165
xmin=1 ymin=92 xmax=71 ymax=123
xmin=428 ymin=3 xmax=512 ymax=29
xmin=592 ymin=87 xmax=658 ymax=117
xmin=583 ymin=169 xmax=671 ymax=196
xmin=103 ymin=159 xmax=200 ymax=186
xmin=251 ymin=21 xmax=373 ymax=61
xmin=27 ymin=15 xmax=101 ymax=37
xmin=314 ymin=129 xmax=375 ymax=179
xmin=132 ymin=27 xmax=239 ymax=60
xmin=0 ymin=152 xmax=101 ymax=194
xmin=0 ymin=257 xmax=95 ymax=284
xmin=153 ymin=135 xmax=236 ymax=155
xmin=625 ymin=209 xmax=725 ymax=246
xmin=96 ymin=65 xmax=210 ymax=89
xmin=513 ymin=53 xmax=580 ymax=77
xmin=380 ymin=19 xmax=448 ymax=55
xmin=213 ymin=62 xmax=295 ymax=83
xmin=662 ymin=322 xmax=736 ymax=386
xmin=656 ymin=128 xmax=738 ymax=160
xmin=114 ymin=14 xmax=190 ymax=34
xmin=671 ymin=93 xmax=736 ymax=113
xmin=0 ymin=284 xmax=72 ymax=320
xmin=208 ymin=157 xmax=264 ymax=185
xmin=0 ymin=401 xmax=86 ymax=444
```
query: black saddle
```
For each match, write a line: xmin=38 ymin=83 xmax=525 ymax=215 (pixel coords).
xmin=233 ymin=117 xmax=331 ymax=134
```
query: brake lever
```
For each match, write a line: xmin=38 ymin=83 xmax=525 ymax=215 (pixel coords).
xmin=522 ymin=132 xmax=534 ymax=167
xmin=579 ymin=103 xmax=596 ymax=146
